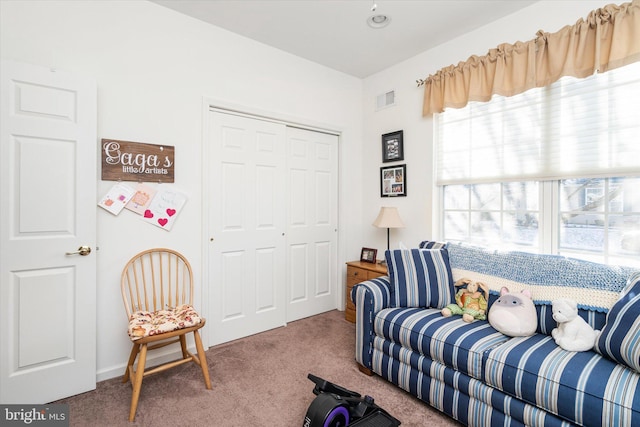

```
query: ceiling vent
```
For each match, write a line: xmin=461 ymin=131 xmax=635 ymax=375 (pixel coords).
xmin=376 ymin=90 xmax=395 ymax=111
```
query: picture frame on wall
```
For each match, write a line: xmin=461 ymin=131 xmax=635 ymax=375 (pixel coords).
xmin=380 ymin=164 xmax=406 ymax=197
xmin=360 ymin=247 xmax=378 ymax=264
xmin=381 ymin=130 xmax=404 ymax=163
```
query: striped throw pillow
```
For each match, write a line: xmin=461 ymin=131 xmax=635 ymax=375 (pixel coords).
xmin=385 ymin=248 xmax=455 ymax=309
xmin=596 ymin=272 xmax=640 ymax=373
xmin=418 ymin=240 xmax=447 ymax=249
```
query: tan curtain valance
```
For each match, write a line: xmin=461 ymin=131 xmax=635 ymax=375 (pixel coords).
xmin=419 ymin=0 xmax=640 ymax=116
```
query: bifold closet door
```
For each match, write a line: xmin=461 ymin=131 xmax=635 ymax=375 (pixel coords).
xmin=208 ymin=111 xmax=287 ymax=345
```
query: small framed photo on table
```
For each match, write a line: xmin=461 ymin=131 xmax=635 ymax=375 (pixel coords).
xmin=360 ymin=247 xmax=378 ymax=264
xmin=380 ymin=164 xmax=406 ymax=197
xmin=381 ymin=130 xmax=404 ymax=163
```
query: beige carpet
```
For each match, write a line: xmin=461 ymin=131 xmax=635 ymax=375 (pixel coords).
xmin=56 ymin=310 xmax=459 ymax=426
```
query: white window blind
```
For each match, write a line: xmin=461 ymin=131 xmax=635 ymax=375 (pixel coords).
xmin=435 ymin=62 xmax=640 ymax=185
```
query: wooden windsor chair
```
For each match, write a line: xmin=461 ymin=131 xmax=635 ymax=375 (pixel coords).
xmin=120 ymin=248 xmax=212 ymax=421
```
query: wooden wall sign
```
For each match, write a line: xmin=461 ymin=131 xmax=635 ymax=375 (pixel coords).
xmin=101 ymin=139 xmax=175 ymax=183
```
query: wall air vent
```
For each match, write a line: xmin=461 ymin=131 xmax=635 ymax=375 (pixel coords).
xmin=375 ymin=90 xmax=395 ymax=111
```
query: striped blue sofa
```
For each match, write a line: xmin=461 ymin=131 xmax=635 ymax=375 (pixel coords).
xmin=352 ymin=242 xmax=640 ymax=426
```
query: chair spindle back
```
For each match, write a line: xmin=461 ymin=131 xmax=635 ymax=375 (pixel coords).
xmin=121 ymin=248 xmax=194 ymax=318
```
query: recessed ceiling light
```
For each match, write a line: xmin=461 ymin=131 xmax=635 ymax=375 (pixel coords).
xmin=367 ymin=14 xmax=391 ymax=29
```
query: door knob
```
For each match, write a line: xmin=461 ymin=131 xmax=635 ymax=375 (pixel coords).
xmin=66 ymin=245 xmax=92 ymax=256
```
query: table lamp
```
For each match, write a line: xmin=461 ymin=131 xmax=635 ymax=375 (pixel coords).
xmin=372 ymin=206 xmax=405 ymax=252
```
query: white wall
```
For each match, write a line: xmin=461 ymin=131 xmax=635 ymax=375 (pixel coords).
xmin=361 ymin=0 xmax=607 ymax=254
xmin=0 ymin=0 xmax=364 ymax=381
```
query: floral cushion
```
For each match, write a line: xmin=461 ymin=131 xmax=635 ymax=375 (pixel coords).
xmin=128 ymin=304 xmax=201 ymax=341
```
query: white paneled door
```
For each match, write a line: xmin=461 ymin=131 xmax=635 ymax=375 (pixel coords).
xmin=285 ymin=128 xmax=338 ymax=322
xmin=207 ymin=111 xmax=338 ymax=346
xmin=208 ymin=112 xmax=288 ymax=345
xmin=0 ymin=60 xmax=97 ymax=403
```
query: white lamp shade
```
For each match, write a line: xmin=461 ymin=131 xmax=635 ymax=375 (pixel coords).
xmin=372 ymin=207 xmax=405 ymax=229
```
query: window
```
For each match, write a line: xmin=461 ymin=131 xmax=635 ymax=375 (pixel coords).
xmin=436 ymin=62 xmax=640 ymax=268
xmin=443 ymin=182 xmax=539 ymax=247
xmin=559 ymin=177 xmax=640 ymax=266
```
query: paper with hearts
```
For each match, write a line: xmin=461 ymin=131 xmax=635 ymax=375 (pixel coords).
xmin=125 ymin=183 xmax=157 ymax=215
xmin=98 ymin=182 xmax=135 ymax=215
xmin=140 ymin=185 xmax=187 ymax=231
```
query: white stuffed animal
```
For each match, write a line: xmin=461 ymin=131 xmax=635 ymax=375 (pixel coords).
xmin=551 ymin=298 xmax=599 ymax=352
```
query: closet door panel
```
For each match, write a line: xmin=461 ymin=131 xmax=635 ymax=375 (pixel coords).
xmin=209 ymin=112 xmax=286 ymax=345
xmin=286 ymin=128 xmax=338 ymax=322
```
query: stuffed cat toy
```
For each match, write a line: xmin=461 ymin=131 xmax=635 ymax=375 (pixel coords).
xmin=488 ymin=287 xmax=537 ymax=337
xmin=551 ymin=298 xmax=599 ymax=352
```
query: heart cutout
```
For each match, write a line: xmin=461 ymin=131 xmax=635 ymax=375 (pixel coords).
xmin=158 ymin=218 xmax=168 ymax=227
xmin=166 ymin=208 xmax=176 ymax=217
xmin=144 ymin=210 xmax=154 ymax=218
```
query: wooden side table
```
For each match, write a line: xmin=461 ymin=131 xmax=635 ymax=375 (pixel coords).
xmin=345 ymin=261 xmax=388 ymax=323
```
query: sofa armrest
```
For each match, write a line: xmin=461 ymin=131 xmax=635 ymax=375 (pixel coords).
xmin=351 ymin=276 xmax=391 ymax=311
xmin=351 ymin=276 xmax=391 ymax=370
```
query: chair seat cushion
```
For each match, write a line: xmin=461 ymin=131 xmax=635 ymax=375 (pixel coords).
xmin=128 ymin=304 xmax=201 ymax=341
